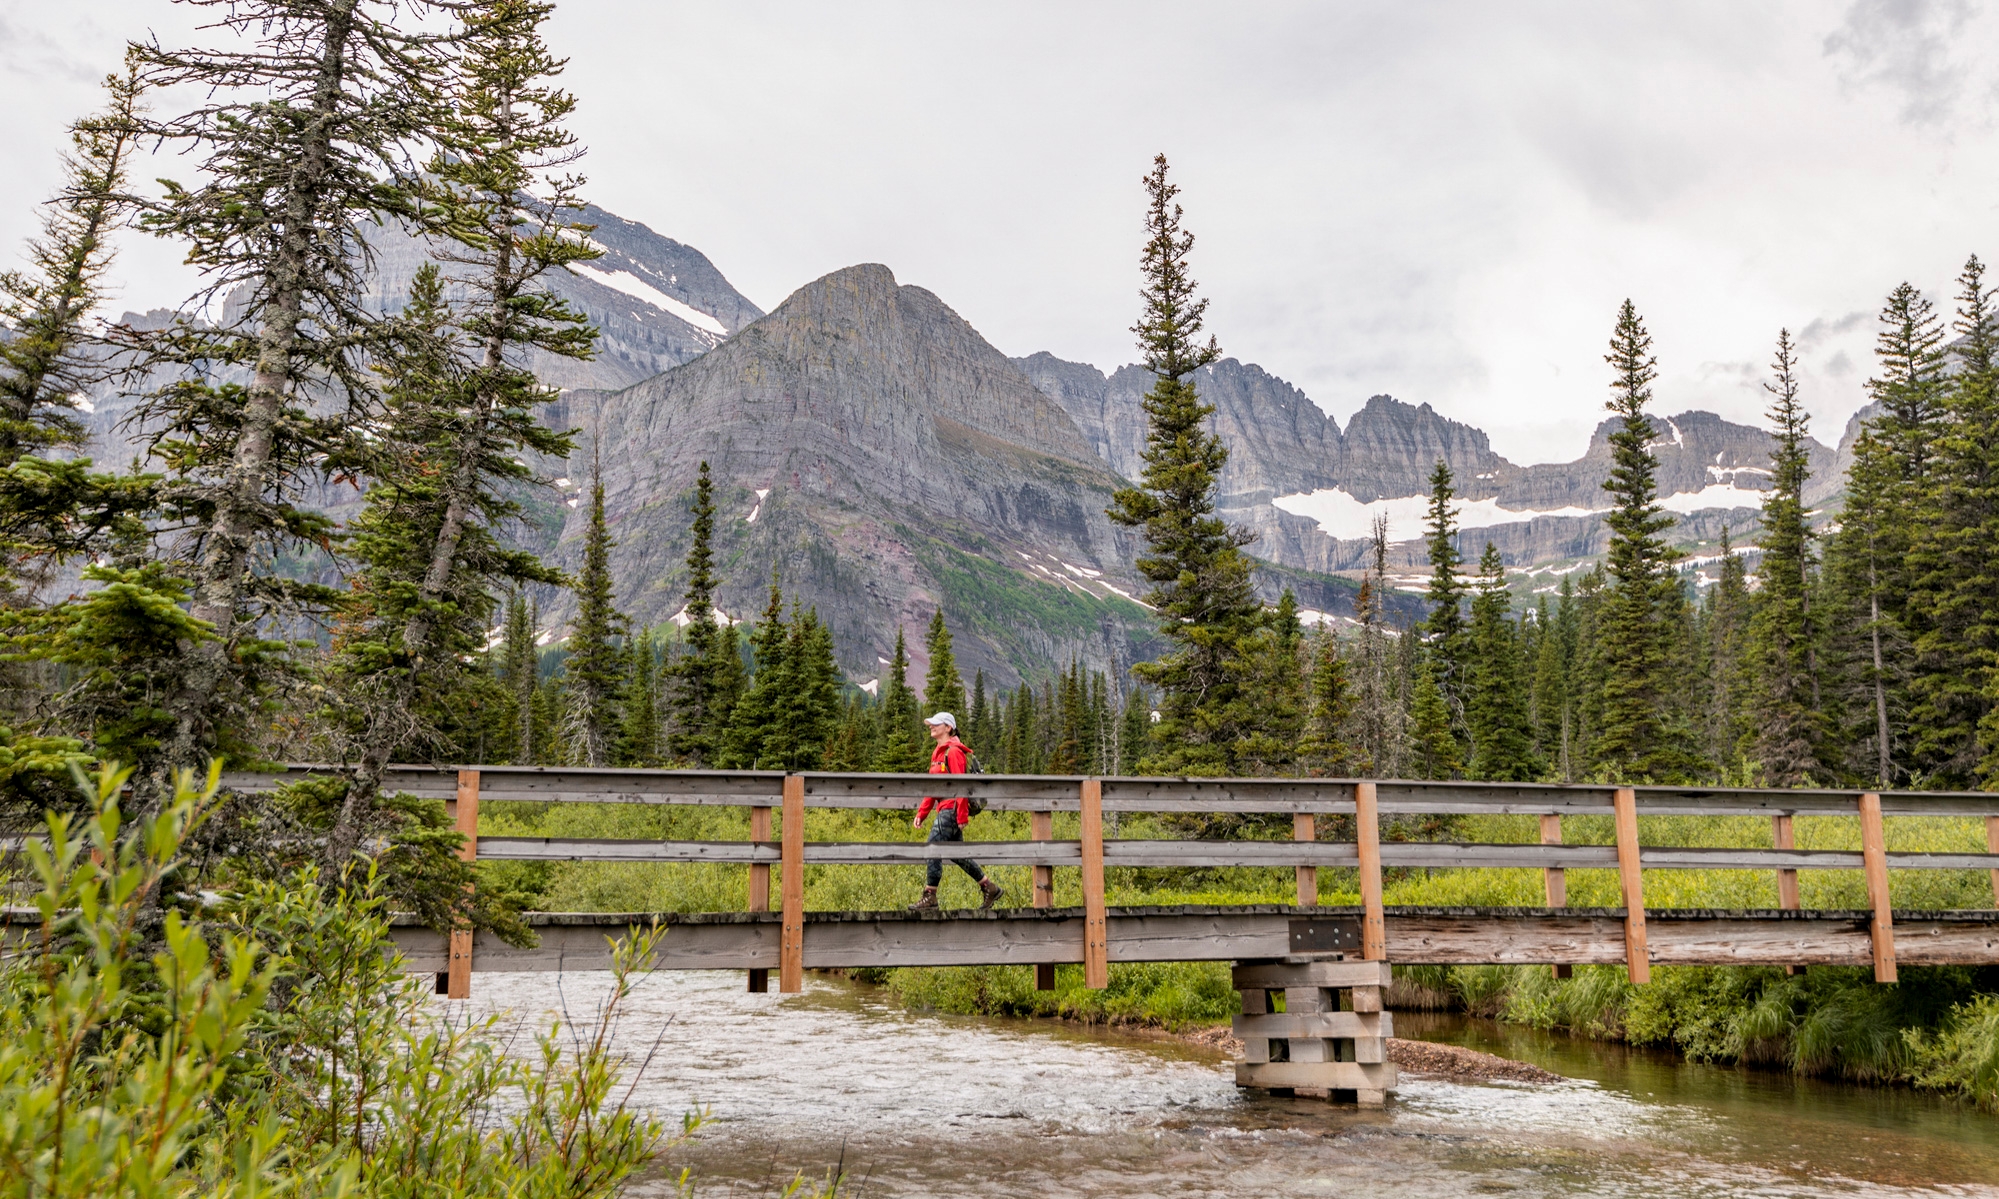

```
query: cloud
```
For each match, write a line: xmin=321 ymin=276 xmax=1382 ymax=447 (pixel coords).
xmin=1797 ymin=310 xmax=1871 ymax=348
xmin=1823 ymin=0 xmax=1975 ymax=124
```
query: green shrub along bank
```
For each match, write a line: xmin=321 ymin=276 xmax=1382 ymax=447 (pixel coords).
xmin=1400 ymin=962 xmax=1999 ymax=1105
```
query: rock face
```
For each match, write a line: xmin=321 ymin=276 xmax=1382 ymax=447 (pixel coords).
xmin=1019 ymin=353 xmax=1844 ymax=576
xmin=558 ymin=264 xmax=1152 ymax=686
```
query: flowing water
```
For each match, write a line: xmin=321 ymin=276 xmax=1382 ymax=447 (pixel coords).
xmin=446 ymin=971 xmax=1999 ymax=1197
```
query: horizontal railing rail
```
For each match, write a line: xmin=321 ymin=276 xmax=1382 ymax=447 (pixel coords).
xmin=215 ymin=765 xmax=1999 ymax=995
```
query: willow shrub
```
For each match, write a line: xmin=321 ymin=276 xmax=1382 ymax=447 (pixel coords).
xmin=0 ymin=764 xmax=690 ymax=1198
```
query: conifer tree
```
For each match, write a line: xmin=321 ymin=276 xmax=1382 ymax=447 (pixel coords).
xmin=721 ymin=581 xmax=829 ymax=769
xmin=1233 ymin=590 xmax=1305 ymax=777
xmin=1422 ymin=460 xmax=1470 ymax=715
xmin=1407 ymin=659 xmax=1462 ymax=780
xmin=1298 ymin=624 xmax=1356 ymax=776
xmin=0 ymin=69 xmax=154 ymax=587
xmin=1120 ymin=686 xmax=1152 ymax=774
xmin=1746 ymin=330 xmax=1826 ymax=785
xmin=872 ymin=629 xmax=928 ymax=772
xmin=1466 ymin=544 xmax=1538 ymax=781
xmin=129 ymin=0 xmax=442 ymax=777
xmin=501 ymin=591 xmax=538 ymax=763
xmin=1907 ymin=259 xmax=1999 ymax=785
xmin=965 ymin=670 xmax=992 ymax=760
xmin=617 ymin=628 xmax=660 ymax=765
xmin=1106 ymin=154 xmax=1262 ymax=776
xmin=922 ymin=608 xmax=966 ymax=715
xmin=1702 ymin=529 xmax=1751 ymax=776
xmin=1530 ymin=586 xmax=1577 ymax=781
xmin=668 ymin=461 xmax=735 ymax=764
xmin=1351 ymin=516 xmax=1402 ymax=777
xmin=564 ymin=453 xmax=625 ymax=765
xmin=1593 ymin=301 xmax=1695 ymax=781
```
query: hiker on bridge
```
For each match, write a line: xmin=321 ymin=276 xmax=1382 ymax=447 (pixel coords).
xmin=909 ymin=711 xmax=1004 ymax=912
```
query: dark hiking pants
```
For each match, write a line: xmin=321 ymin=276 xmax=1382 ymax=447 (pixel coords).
xmin=925 ymin=816 xmax=985 ymax=888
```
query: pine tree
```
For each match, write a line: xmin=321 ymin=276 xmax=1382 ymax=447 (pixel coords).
xmin=1351 ymin=516 xmax=1403 ymax=777
xmin=564 ymin=453 xmax=625 ymax=765
xmin=1105 ymin=154 xmax=1263 ymax=776
xmin=1824 ymin=282 xmax=1948 ymax=786
xmin=1233 ymin=590 xmax=1305 ymax=777
xmin=1466 ymin=544 xmax=1538 ymax=780
xmin=1907 ymin=259 xmax=1999 ymax=786
xmin=965 ymin=670 xmax=992 ymax=761
xmin=1298 ymin=624 xmax=1356 ymax=776
xmin=0 ymin=69 xmax=153 ymax=588
xmin=129 ymin=0 xmax=441 ymax=778
xmin=1746 ymin=329 xmax=1826 ymax=785
xmin=774 ymin=606 xmax=841 ymax=769
xmin=1407 ymin=659 xmax=1462 ymax=780
xmin=872 ymin=629 xmax=928 ymax=772
xmin=922 ymin=608 xmax=966 ymax=715
xmin=667 ymin=461 xmax=735 ymax=764
xmin=1120 ymin=686 xmax=1152 ymax=774
xmin=617 ymin=628 xmax=660 ymax=765
xmin=501 ymin=591 xmax=538 ymax=763
xmin=1702 ymin=529 xmax=1751 ymax=777
xmin=1593 ymin=301 xmax=1696 ymax=781
xmin=1422 ymin=460 xmax=1470 ymax=719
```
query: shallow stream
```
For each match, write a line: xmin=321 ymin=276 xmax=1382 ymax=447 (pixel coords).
xmin=446 ymin=971 xmax=1999 ymax=1196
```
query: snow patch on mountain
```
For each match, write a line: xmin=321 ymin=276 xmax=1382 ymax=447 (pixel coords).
xmin=569 ymin=262 xmax=729 ymax=338
xmin=1272 ymin=489 xmax=1597 ymax=542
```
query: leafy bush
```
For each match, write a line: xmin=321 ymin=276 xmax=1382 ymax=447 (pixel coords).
xmin=0 ymin=764 xmax=699 ymax=1198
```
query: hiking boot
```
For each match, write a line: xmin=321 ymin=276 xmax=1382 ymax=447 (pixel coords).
xmin=908 ymin=887 xmax=939 ymax=912
xmin=978 ymin=877 xmax=1004 ymax=911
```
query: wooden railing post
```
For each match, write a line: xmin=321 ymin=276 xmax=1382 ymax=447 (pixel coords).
xmin=1032 ymin=808 xmax=1056 ymax=991
xmin=1774 ymin=811 xmax=1803 ymax=976
xmin=1294 ymin=812 xmax=1316 ymax=908
xmin=446 ymin=769 xmax=479 ymax=999
xmin=779 ymin=774 xmax=805 ymax=993
xmin=1860 ymin=792 xmax=1896 ymax=983
xmin=1987 ymin=815 xmax=1999 ymax=909
xmin=1772 ymin=814 xmax=1801 ymax=910
xmin=748 ymin=802 xmax=772 ymax=993
xmin=1080 ymin=778 xmax=1108 ymax=989
xmin=1613 ymin=786 xmax=1649 ymax=985
xmin=1540 ymin=813 xmax=1571 ymax=979
xmin=1355 ymin=781 xmax=1384 ymax=961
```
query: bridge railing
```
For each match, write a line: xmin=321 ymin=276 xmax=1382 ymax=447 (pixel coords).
xmin=221 ymin=766 xmax=1999 ymax=995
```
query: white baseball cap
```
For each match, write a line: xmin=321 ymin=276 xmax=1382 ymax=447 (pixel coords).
xmin=924 ymin=711 xmax=957 ymax=729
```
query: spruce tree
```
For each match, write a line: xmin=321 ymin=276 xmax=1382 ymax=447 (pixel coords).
xmin=1593 ymin=301 xmax=1695 ymax=781
xmin=1702 ymin=529 xmax=1751 ymax=777
xmin=0 ymin=69 xmax=153 ymax=586
xmin=1351 ymin=516 xmax=1402 ymax=777
xmin=564 ymin=454 xmax=625 ymax=765
xmin=1907 ymin=259 xmax=1999 ymax=785
xmin=1407 ymin=659 xmax=1462 ymax=780
xmin=129 ymin=0 xmax=441 ymax=777
xmin=922 ymin=608 xmax=966 ymax=715
xmin=501 ymin=591 xmax=538 ymax=763
xmin=720 ymin=581 xmax=790 ymax=769
xmin=668 ymin=461 xmax=734 ymax=764
xmin=1466 ymin=544 xmax=1539 ymax=781
xmin=872 ymin=629 xmax=928 ymax=772
xmin=1106 ymin=154 xmax=1263 ymax=776
xmin=1530 ymin=586 xmax=1577 ymax=781
xmin=1298 ymin=624 xmax=1357 ymax=776
xmin=1422 ymin=460 xmax=1470 ymax=717
xmin=1746 ymin=329 xmax=1826 ymax=785
xmin=617 ymin=628 xmax=660 ymax=765
xmin=965 ymin=670 xmax=992 ymax=760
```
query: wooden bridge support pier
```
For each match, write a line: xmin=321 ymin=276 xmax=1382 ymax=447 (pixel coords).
xmin=1232 ymin=958 xmax=1397 ymax=1105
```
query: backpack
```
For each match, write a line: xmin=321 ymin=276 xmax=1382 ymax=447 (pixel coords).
xmin=963 ymin=746 xmax=987 ymax=816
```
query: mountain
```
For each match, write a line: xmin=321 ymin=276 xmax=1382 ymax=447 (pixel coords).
xmin=1019 ymin=353 xmax=1843 ymax=582
xmin=547 ymin=265 xmax=1389 ymax=687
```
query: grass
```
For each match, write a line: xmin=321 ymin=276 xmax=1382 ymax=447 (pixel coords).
xmin=472 ymin=799 xmax=1999 ymax=1106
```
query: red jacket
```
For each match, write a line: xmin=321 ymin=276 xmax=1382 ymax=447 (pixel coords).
xmin=915 ymin=738 xmax=972 ymax=827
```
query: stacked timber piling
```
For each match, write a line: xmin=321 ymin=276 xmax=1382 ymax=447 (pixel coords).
xmin=1231 ymin=956 xmax=1397 ymax=1104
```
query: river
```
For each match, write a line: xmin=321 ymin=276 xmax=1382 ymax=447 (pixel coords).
xmin=447 ymin=971 xmax=1999 ymax=1196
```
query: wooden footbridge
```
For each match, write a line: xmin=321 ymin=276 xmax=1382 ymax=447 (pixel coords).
xmin=226 ymin=767 xmax=1999 ymax=1104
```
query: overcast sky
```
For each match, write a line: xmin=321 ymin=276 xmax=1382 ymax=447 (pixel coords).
xmin=4 ymin=1 xmax=1997 ymax=463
